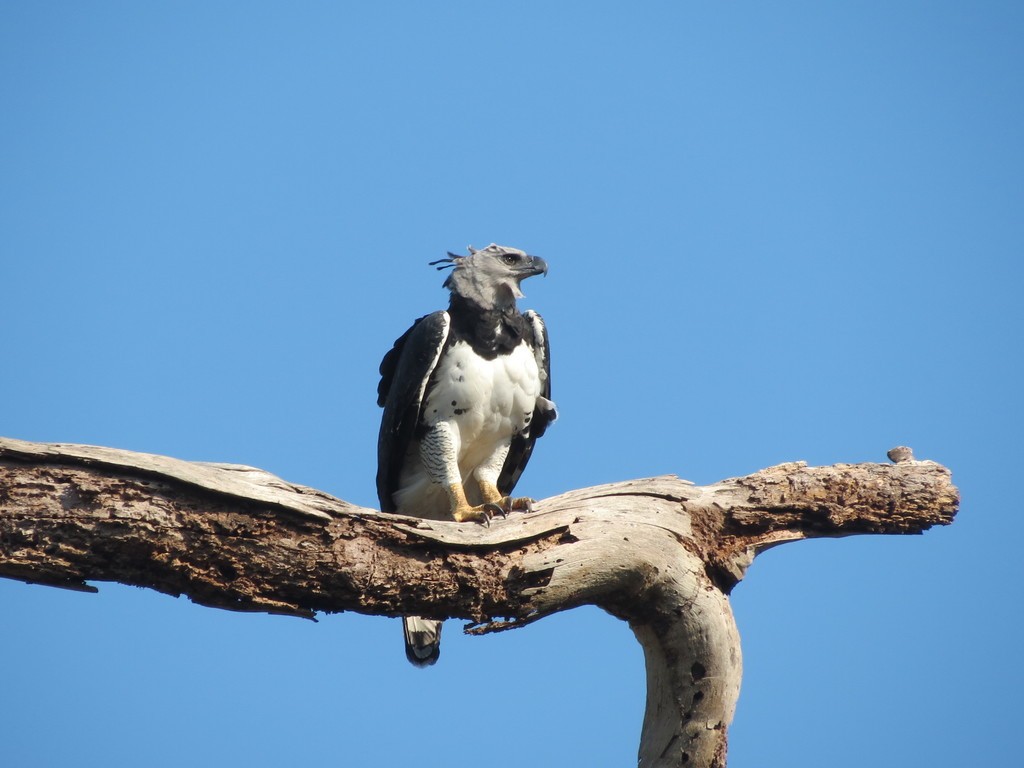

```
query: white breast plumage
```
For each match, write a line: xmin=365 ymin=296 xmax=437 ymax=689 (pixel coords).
xmin=423 ymin=340 xmax=541 ymax=466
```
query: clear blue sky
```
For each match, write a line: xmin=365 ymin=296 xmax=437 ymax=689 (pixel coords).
xmin=2 ymin=3 xmax=1021 ymax=766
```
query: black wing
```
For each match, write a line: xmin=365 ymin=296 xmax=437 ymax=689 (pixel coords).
xmin=376 ymin=311 xmax=451 ymax=512
xmin=498 ymin=310 xmax=555 ymax=495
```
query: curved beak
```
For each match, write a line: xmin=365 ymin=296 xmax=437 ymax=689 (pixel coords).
xmin=522 ymin=255 xmax=548 ymax=278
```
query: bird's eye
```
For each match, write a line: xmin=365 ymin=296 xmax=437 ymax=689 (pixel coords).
xmin=502 ymin=253 xmax=519 ymax=265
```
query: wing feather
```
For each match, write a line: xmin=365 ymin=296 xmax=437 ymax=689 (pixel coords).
xmin=376 ymin=311 xmax=450 ymax=512
xmin=498 ymin=310 xmax=555 ymax=495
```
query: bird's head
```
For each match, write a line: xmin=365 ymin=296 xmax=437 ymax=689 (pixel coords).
xmin=431 ymin=244 xmax=548 ymax=311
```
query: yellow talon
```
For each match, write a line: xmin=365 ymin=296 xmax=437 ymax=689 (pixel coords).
xmin=446 ymin=482 xmax=535 ymax=525
xmin=477 ymin=480 xmax=535 ymax=515
xmin=447 ymin=483 xmax=495 ymax=525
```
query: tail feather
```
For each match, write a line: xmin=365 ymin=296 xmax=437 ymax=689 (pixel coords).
xmin=403 ymin=616 xmax=442 ymax=667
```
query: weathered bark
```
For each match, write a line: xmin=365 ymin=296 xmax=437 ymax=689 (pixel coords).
xmin=0 ymin=437 xmax=958 ymax=768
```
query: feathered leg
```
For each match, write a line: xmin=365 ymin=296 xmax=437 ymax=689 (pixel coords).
xmin=421 ymin=423 xmax=501 ymax=523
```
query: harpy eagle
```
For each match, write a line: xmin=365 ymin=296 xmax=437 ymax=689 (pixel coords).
xmin=376 ymin=244 xmax=556 ymax=666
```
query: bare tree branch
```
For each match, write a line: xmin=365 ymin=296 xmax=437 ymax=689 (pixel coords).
xmin=0 ymin=437 xmax=958 ymax=768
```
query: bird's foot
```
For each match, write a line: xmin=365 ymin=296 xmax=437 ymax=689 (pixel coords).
xmin=452 ymin=502 xmax=502 ymax=526
xmin=486 ymin=496 xmax=535 ymax=516
xmin=450 ymin=498 xmax=533 ymax=526
xmin=447 ymin=484 xmax=502 ymax=526
xmin=448 ymin=482 xmax=536 ymax=526
xmin=475 ymin=479 xmax=537 ymax=518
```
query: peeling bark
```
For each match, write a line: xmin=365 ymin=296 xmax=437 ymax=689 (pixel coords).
xmin=0 ymin=437 xmax=958 ymax=768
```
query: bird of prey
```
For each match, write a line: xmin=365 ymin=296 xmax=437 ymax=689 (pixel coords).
xmin=376 ymin=244 xmax=556 ymax=666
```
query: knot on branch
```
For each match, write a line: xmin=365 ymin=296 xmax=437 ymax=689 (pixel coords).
xmin=887 ymin=445 xmax=915 ymax=463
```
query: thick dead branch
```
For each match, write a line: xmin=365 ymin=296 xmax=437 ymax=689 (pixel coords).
xmin=0 ymin=437 xmax=957 ymax=768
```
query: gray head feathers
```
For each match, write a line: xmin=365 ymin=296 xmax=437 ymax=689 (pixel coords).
xmin=430 ymin=244 xmax=547 ymax=311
